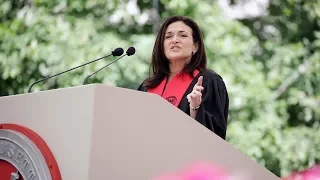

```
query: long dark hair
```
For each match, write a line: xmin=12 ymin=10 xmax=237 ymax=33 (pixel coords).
xmin=143 ymin=15 xmax=207 ymax=89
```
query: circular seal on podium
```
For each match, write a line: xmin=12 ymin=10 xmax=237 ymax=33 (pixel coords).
xmin=0 ymin=123 xmax=61 ymax=180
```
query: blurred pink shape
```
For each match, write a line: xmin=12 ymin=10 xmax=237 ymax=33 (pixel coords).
xmin=180 ymin=162 xmax=229 ymax=180
xmin=282 ymin=164 xmax=320 ymax=180
xmin=152 ymin=162 xmax=229 ymax=180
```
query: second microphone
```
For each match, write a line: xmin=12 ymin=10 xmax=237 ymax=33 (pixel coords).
xmin=83 ymin=47 xmax=136 ymax=85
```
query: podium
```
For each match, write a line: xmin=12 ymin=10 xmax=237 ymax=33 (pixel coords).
xmin=0 ymin=84 xmax=279 ymax=180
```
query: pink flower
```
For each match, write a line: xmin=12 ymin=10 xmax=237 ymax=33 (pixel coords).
xmin=152 ymin=162 xmax=229 ymax=180
xmin=180 ymin=162 xmax=229 ymax=180
xmin=282 ymin=164 xmax=320 ymax=180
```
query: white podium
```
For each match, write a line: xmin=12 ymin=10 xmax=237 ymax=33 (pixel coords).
xmin=0 ymin=84 xmax=280 ymax=180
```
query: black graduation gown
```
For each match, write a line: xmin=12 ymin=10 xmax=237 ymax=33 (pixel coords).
xmin=137 ymin=69 xmax=229 ymax=140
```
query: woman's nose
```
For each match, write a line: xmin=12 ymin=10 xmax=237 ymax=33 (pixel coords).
xmin=172 ymin=35 xmax=179 ymax=43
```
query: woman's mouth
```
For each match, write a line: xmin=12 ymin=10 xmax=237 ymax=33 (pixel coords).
xmin=170 ymin=46 xmax=181 ymax=50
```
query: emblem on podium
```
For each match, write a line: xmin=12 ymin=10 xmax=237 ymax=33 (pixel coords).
xmin=0 ymin=123 xmax=61 ymax=180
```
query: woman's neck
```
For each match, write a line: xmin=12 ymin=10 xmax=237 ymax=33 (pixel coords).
xmin=168 ymin=67 xmax=182 ymax=80
xmin=169 ymin=61 xmax=185 ymax=75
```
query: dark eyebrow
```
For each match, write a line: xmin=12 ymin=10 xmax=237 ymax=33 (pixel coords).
xmin=165 ymin=31 xmax=188 ymax=35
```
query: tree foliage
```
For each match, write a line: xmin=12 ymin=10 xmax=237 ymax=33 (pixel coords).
xmin=0 ymin=0 xmax=319 ymax=177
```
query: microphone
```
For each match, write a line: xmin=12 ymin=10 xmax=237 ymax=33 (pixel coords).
xmin=27 ymin=47 xmax=124 ymax=93
xmin=83 ymin=47 xmax=136 ymax=85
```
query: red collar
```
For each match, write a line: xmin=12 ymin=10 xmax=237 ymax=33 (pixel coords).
xmin=148 ymin=70 xmax=200 ymax=107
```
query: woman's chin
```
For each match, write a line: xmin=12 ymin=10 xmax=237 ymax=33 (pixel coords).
xmin=167 ymin=56 xmax=189 ymax=63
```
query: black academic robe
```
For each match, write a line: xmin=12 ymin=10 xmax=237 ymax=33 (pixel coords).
xmin=137 ymin=69 xmax=229 ymax=140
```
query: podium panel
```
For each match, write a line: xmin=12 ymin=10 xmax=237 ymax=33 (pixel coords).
xmin=0 ymin=85 xmax=280 ymax=180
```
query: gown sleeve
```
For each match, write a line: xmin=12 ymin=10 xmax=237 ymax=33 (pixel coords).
xmin=193 ymin=73 xmax=229 ymax=140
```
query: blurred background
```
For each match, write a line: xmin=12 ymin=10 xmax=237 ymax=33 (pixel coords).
xmin=0 ymin=0 xmax=319 ymax=178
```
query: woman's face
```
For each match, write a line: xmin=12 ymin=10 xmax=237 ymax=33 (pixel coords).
xmin=163 ymin=21 xmax=198 ymax=63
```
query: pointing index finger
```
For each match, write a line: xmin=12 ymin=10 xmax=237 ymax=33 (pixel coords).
xmin=197 ymin=76 xmax=203 ymax=86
